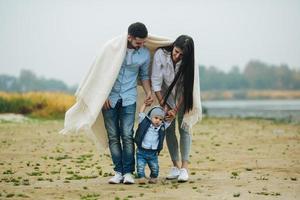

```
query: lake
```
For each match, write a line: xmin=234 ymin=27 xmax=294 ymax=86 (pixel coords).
xmin=202 ymin=99 xmax=300 ymax=122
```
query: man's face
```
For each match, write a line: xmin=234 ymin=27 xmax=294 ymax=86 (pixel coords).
xmin=128 ymin=35 xmax=146 ymax=49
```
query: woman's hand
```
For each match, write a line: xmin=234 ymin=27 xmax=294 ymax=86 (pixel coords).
xmin=165 ymin=109 xmax=176 ymax=121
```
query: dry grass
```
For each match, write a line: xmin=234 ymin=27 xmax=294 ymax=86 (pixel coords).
xmin=1 ymin=89 xmax=299 ymax=119
xmin=0 ymin=92 xmax=75 ymax=118
xmin=0 ymin=117 xmax=299 ymax=199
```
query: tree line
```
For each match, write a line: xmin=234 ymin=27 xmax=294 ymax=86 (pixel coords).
xmin=1 ymin=60 xmax=300 ymax=92
xmin=0 ymin=70 xmax=76 ymax=93
xmin=199 ymin=60 xmax=300 ymax=91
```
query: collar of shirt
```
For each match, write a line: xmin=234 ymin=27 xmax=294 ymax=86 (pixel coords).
xmin=127 ymin=47 xmax=141 ymax=54
xmin=126 ymin=48 xmax=142 ymax=65
xmin=150 ymin=123 xmax=162 ymax=130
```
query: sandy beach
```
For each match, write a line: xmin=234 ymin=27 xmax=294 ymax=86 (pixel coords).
xmin=0 ymin=117 xmax=299 ymax=200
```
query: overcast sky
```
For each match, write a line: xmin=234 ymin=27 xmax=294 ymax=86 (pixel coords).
xmin=1 ymin=0 xmax=300 ymax=85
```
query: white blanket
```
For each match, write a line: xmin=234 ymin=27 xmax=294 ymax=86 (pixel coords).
xmin=60 ymin=33 xmax=202 ymax=153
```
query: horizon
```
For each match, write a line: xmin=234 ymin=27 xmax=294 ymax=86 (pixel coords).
xmin=1 ymin=59 xmax=298 ymax=88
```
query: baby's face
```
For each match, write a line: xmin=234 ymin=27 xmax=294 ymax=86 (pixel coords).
xmin=151 ymin=115 xmax=163 ymax=127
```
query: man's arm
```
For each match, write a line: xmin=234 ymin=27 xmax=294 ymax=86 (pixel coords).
xmin=139 ymin=50 xmax=153 ymax=106
xmin=141 ymin=79 xmax=153 ymax=106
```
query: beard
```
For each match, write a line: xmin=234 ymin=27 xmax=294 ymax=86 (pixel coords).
xmin=127 ymin=40 xmax=139 ymax=50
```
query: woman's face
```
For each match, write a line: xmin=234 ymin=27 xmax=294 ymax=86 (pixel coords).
xmin=172 ymin=46 xmax=183 ymax=64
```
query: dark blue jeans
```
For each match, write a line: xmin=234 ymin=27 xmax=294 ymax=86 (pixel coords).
xmin=136 ymin=148 xmax=159 ymax=178
xmin=102 ymin=100 xmax=136 ymax=174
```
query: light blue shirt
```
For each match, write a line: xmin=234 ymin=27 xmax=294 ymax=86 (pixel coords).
xmin=108 ymin=47 xmax=150 ymax=108
xmin=139 ymin=112 xmax=171 ymax=150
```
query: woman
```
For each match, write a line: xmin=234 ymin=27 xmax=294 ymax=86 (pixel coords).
xmin=151 ymin=35 xmax=195 ymax=182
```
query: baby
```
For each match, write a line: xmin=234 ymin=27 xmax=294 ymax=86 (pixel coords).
xmin=134 ymin=103 xmax=171 ymax=184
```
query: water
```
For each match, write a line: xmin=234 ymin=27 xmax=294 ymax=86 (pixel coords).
xmin=202 ymin=100 xmax=300 ymax=122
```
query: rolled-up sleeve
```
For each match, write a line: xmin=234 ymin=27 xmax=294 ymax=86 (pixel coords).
xmin=151 ymin=49 xmax=164 ymax=92
xmin=139 ymin=50 xmax=150 ymax=81
xmin=164 ymin=121 xmax=172 ymax=129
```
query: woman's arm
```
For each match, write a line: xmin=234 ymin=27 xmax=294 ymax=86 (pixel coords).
xmin=154 ymin=91 xmax=164 ymax=106
xmin=151 ymin=50 xmax=164 ymax=97
xmin=165 ymin=96 xmax=183 ymax=121
xmin=173 ymin=96 xmax=183 ymax=113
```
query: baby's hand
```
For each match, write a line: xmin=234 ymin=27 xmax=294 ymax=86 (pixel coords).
xmin=165 ymin=109 xmax=176 ymax=121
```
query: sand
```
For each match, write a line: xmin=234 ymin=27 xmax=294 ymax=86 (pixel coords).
xmin=0 ymin=117 xmax=299 ymax=200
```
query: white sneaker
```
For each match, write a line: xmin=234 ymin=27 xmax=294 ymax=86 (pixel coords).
xmin=178 ymin=168 xmax=189 ymax=182
xmin=123 ymin=173 xmax=135 ymax=184
xmin=166 ymin=167 xmax=180 ymax=180
xmin=108 ymin=172 xmax=123 ymax=184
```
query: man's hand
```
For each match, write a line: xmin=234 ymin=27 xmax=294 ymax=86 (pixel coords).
xmin=144 ymin=92 xmax=153 ymax=106
xmin=103 ymin=99 xmax=112 ymax=110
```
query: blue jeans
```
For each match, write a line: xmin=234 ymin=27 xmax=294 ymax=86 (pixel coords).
xmin=166 ymin=108 xmax=191 ymax=162
xmin=136 ymin=148 xmax=159 ymax=178
xmin=102 ymin=100 xmax=136 ymax=174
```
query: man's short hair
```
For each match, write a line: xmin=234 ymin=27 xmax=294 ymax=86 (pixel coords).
xmin=128 ymin=22 xmax=148 ymax=38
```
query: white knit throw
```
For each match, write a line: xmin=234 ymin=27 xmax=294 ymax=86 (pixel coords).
xmin=60 ymin=33 xmax=202 ymax=153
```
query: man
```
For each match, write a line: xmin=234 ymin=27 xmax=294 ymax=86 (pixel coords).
xmin=102 ymin=22 xmax=153 ymax=184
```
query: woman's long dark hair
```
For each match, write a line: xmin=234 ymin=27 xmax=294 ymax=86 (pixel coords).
xmin=161 ymin=35 xmax=195 ymax=113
